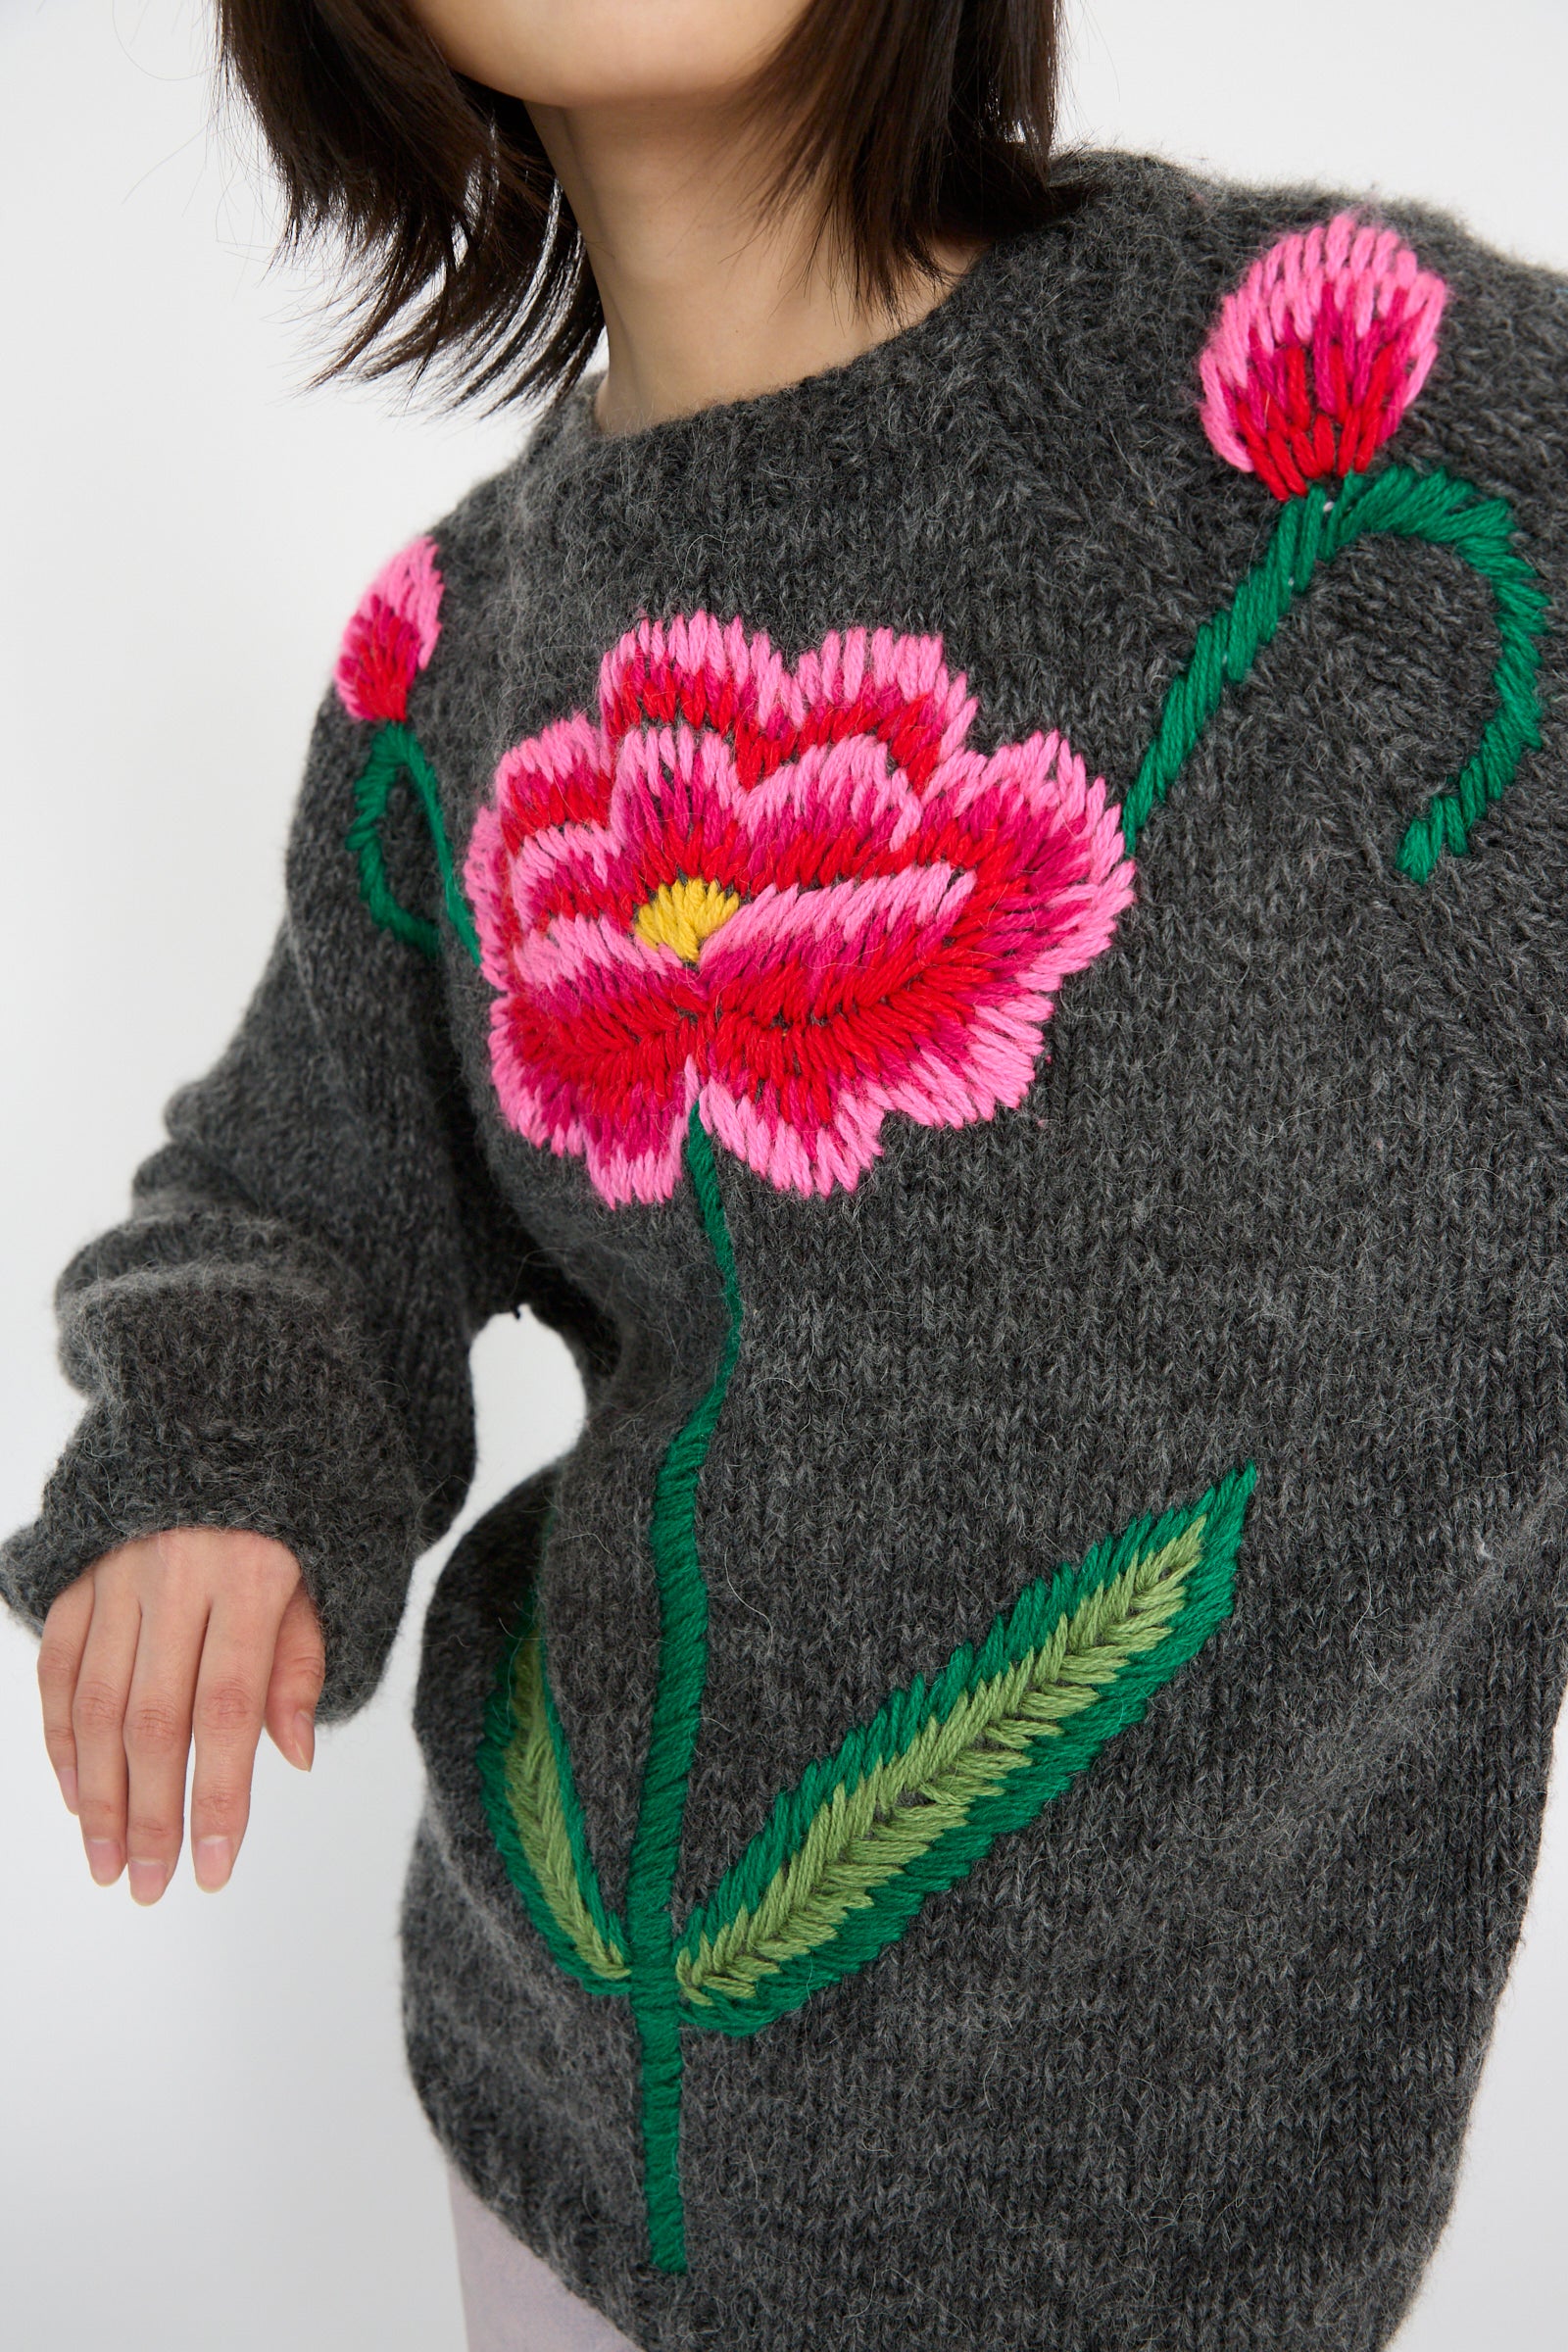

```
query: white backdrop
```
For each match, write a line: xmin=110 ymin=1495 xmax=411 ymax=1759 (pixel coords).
xmin=2 ymin=5 xmax=1564 ymax=2346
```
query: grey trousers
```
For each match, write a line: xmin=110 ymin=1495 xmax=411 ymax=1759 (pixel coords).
xmin=448 ymin=2166 xmax=644 ymax=2352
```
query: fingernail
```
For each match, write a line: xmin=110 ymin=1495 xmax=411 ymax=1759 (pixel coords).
xmin=293 ymin=1710 xmax=316 ymax=1771
xmin=194 ymin=1836 xmax=233 ymax=1891
xmin=128 ymin=1858 xmax=170 ymax=1906
xmin=85 ymin=1838 xmax=122 ymax=1886
xmin=58 ymin=1766 xmax=78 ymax=1815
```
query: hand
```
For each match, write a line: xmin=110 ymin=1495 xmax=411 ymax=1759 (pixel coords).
xmin=35 ymin=1529 xmax=324 ymax=1903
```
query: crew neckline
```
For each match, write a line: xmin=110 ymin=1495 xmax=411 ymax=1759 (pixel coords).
xmin=576 ymin=229 xmax=1013 ymax=454
xmin=530 ymin=148 xmax=1125 ymax=474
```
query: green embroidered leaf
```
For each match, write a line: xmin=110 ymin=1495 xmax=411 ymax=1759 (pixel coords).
xmin=476 ymin=1592 xmax=629 ymax=1995
xmin=675 ymin=1464 xmax=1255 ymax=2034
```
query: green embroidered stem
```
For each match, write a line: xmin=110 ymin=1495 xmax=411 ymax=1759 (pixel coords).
xmin=344 ymin=718 xmax=482 ymax=964
xmin=1121 ymin=465 xmax=1550 ymax=881
xmin=623 ymin=1102 xmax=745 ymax=2275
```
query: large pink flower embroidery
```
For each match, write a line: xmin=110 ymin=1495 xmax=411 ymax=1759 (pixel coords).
xmin=465 ymin=612 xmax=1135 ymax=1205
xmin=1198 ymin=210 xmax=1448 ymax=500
xmin=335 ymin=535 xmax=444 ymax=723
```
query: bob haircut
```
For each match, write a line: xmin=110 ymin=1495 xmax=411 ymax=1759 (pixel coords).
xmin=217 ymin=0 xmax=1100 ymax=410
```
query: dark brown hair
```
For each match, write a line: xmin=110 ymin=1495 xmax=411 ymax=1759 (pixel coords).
xmin=216 ymin=0 xmax=1098 ymax=410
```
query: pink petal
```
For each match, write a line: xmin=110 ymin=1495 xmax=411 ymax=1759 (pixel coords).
xmin=726 ymin=733 xmax=925 ymax=891
xmin=1197 ymin=210 xmax=1448 ymax=484
xmin=792 ymin=627 xmax=977 ymax=792
xmin=334 ymin=537 xmax=444 ymax=721
xmin=494 ymin=714 xmax=612 ymax=844
xmin=491 ymin=913 xmax=705 ymax=1207
xmin=503 ymin=724 xmax=749 ymax=936
xmin=599 ymin=612 xmax=799 ymax=788
xmin=366 ymin=536 xmax=443 ymax=665
xmin=464 ymin=805 xmax=517 ymax=990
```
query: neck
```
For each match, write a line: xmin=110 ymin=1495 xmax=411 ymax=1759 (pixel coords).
xmin=528 ymin=98 xmax=984 ymax=436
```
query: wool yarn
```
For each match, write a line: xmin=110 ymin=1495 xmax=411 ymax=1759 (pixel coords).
xmin=6 ymin=148 xmax=1568 ymax=2348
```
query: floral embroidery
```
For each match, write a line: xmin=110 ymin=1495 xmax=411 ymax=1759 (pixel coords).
xmin=454 ymin=612 xmax=1157 ymax=2272
xmin=465 ymin=612 xmax=1136 ymax=1206
xmin=334 ymin=539 xmax=479 ymax=962
xmin=481 ymin=1460 xmax=1257 ymax=2027
xmin=348 ymin=217 xmax=1553 ymax=2277
xmin=472 ymin=1088 xmax=1256 ymax=2273
xmin=1121 ymin=209 xmax=1549 ymax=879
xmin=334 ymin=534 xmax=444 ymax=723
xmin=1198 ymin=210 xmax=1448 ymax=499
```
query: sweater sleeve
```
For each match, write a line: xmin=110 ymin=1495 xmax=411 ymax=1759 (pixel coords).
xmin=0 ymin=673 xmax=613 ymax=1724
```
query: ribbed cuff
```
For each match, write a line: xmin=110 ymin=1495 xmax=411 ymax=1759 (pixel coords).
xmin=0 ymin=1258 xmax=428 ymax=1722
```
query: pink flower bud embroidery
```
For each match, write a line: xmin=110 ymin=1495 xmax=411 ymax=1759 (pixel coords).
xmin=334 ymin=535 xmax=444 ymax=724
xmin=1198 ymin=211 xmax=1448 ymax=500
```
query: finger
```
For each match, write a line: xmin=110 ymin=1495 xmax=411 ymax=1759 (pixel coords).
xmin=37 ymin=1574 xmax=96 ymax=1814
xmin=263 ymin=1579 xmax=325 ymax=1772
xmin=189 ymin=1594 xmax=277 ymax=1891
xmin=122 ymin=1584 xmax=209 ymax=1907
xmin=71 ymin=1580 xmax=143 ymax=1886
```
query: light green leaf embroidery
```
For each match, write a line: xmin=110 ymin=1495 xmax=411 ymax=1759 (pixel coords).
xmin=477 ymin=1592 xmax=628 ymax=1994
xmin=673 ymin=1466 xmax=1253 ymax=2034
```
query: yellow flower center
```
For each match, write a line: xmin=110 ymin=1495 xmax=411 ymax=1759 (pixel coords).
xmin=633 ymin=876 xmax=742 ymax=964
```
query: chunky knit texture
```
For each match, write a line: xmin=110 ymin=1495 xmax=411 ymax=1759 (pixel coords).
xmin=7 ymin=147 xmax=1568 ymax=2347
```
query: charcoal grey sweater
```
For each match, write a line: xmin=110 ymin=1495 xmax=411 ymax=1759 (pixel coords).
xmin=6 ymin=147 xmax=1568 ymax=2350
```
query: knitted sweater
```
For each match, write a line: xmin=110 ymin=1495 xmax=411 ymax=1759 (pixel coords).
xmin=6 ymin=146 xmax=1568 ymax=2350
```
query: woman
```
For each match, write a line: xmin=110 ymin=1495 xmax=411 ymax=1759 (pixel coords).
xmin=7 ymin=3 xmax=1567 ymax=2346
